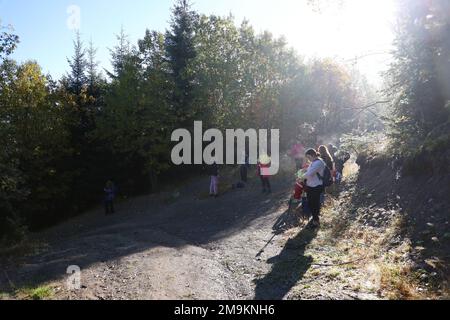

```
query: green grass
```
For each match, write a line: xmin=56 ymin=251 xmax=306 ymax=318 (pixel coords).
xmin=0 ymin=292 xmax=11 ymax=300
xmin=18 ymin=286 xmax=54 ymax=300
xmin=328 ymin=270 xmax=341 ymax=279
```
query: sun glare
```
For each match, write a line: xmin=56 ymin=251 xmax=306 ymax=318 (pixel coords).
xmin=257 ymin=0 xmax=397 ymax=82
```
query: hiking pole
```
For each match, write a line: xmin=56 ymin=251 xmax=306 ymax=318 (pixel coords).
xmin=255 ymin=233 xmax=277 ymax=258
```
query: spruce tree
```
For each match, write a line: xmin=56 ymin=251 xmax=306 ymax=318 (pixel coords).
xmin=87 ymin=39 xmax=100 ymax=95
xmin=67 ymin=31 xmax=88 ymax=95
xmin=109 ymin=27 xmax=132 ymax=78
xmin=165 ymin=0 xmax=198 ymax=125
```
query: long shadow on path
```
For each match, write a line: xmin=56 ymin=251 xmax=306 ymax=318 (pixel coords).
xmin=254 ymin=222 xmax=318 ymax=300
xmin=0 ymin=175 xmax=292 ymax=295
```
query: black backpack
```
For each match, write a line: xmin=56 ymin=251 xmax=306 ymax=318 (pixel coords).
xmin=316 ymin=160 xmax=333 ymax=187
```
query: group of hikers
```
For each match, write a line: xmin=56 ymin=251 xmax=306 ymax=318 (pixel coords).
xmin=289 ymin=143 xmax=350 ymax=228
xmin=206 ymin=142 xmax=350 ymax=229
xmin=103 ymin=141 xmax=350 ymax=229
xmin=288 ymin=143 xmax=350 ymax=228
xmin=206 ymin=153 xmax=273 ymax=198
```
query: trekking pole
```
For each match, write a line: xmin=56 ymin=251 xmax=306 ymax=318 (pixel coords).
xmin=255 ymin=233 xmax=277 ymax=258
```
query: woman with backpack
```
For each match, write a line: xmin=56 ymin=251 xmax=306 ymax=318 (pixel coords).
xmin=304 ymin=149 xmax=326 ymax=228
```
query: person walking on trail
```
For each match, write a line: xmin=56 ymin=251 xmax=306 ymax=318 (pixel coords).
xmin=289 ymin=142 xmax=305 ymax=171
xmin=304 ymin=149 xmax=326 ymax=228
xmin=104 ymin=180 xmax=116 ymax=215
xmin=257 ymin=154 xmax=272 ymax=194
xmin=209 ymin=162 xmax=220 ymax=198
xmin=240 ymin=153 xmax=250 ymax=183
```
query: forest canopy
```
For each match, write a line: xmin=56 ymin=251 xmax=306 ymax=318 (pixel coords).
xmin=1 ymin=0 xmax=448 ymax=241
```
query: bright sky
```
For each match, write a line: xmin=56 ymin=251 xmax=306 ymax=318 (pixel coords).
xmin=0 ymin=0 xmax=397 ymax=83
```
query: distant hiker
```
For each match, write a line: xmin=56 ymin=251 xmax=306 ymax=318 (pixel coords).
xmin=257 ymin=154 xmax=272 ymax=194
xmin=304 ymin=149 xmax=326 ymax=228
xmin=208 ymin=162 xmax=219 ymax=198
xmin=289 ymin=142 xmax=305 ymax=170
xmin=240 ymin=153 xmax=250 ymax=183
xmin=104 ymin=180 xmax=116 ymax=215
xmin=335 ymin=152 xmax=351 ymax=185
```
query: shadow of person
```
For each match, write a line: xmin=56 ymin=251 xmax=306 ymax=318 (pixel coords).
xmin=273 ymin=209 xmax=297 ymax=235
xmin=255 ymin=208 xmax=303 ymax=259
xmin=253 ymin=222 xmax=318 ymax=300
xmin=272 ymin=205 xmax=308 ymax=235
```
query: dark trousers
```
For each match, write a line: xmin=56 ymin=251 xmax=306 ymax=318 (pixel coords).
xmin=240 ymin=165 xmax=248 ymax=183
xmin=105 ymin=200 xmax=115 ymax=215
xmin=307 ymin=186 xmax=324 ymax=222
xmin=261 ymin=177 xmax=271 ymax=192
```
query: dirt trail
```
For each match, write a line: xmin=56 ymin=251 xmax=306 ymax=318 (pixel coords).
xmin=0 ymin=167 xmax=383 ymax=300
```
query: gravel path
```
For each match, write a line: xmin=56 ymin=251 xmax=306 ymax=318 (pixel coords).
xmin=0 ymin=170 xmax=381 ymax=300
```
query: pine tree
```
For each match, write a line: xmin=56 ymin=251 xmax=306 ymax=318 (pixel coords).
xmin=109 ymin=27 xmax=132 ymax=78
xmin=165 ymin=0 xmax=198 ymax=125
xmin=67 ymin=31 xmax=88 ymax=95
xmin=87 ymin=39 xmax=100 ymax=95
